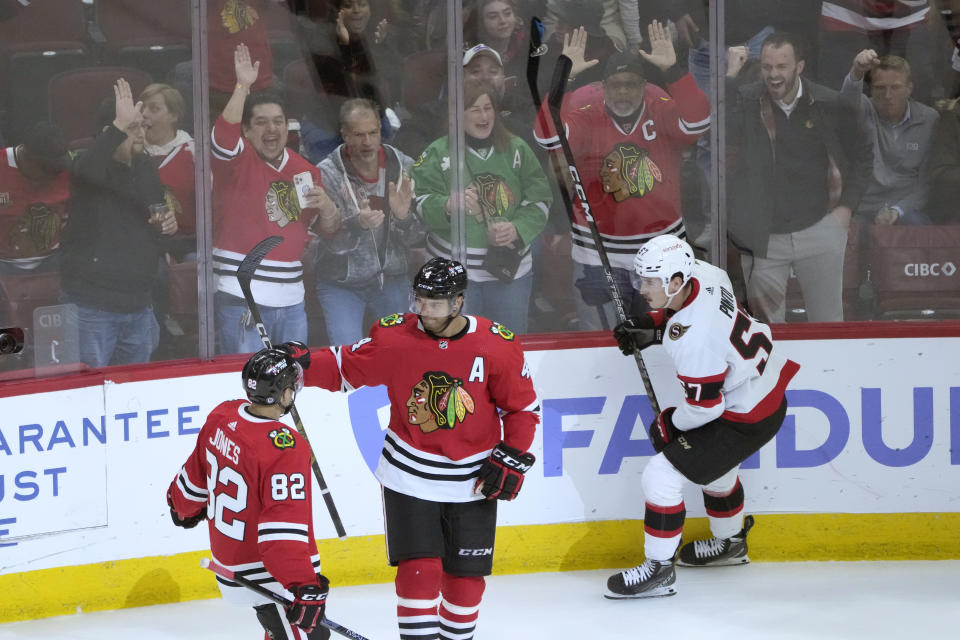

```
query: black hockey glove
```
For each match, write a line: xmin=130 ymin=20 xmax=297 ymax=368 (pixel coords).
xmin=279 ymin=340 xmax=311 ymax=370
xmin=649 ymin=407 xmax=681 ymax=453
xmin=286 ymin=576 xmax=330 ymax=633
xmin=476 ymin=442 xmax=536 ymax=501
xmin=612 ymin=309 xmax=671 ymax=356
xmin=166 ymin=485 xmax=205 ymax=529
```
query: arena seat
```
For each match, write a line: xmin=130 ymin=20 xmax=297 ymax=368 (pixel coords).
xmin=48 ymin=66 xmax=152 ymax=147
xmin=94 ymin=0 xmax=191 ymax=76
xmin=868 ymin=224 xmax=960 ymax=320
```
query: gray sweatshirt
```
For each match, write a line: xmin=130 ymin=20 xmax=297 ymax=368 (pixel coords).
xmin=315 ymin=143 xmax=424 ymax=287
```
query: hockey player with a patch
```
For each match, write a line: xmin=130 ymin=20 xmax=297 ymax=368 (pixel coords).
xmin=303 ymin=312 xmax=540 ymax=503
xmin=606 ymin=235 xmax=799 ymax=601
xmin=167 ymin=348 xmax=331 ymax=639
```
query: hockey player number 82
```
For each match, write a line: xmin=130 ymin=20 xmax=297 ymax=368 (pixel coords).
xmin=729 ymin=311 xmax=772 ymax=375
xmin=204 ymin=449 xmax=307 ymax=542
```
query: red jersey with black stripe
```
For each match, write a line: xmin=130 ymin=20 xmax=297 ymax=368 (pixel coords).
xmin=660 ymin=262 xmax=800 ymax=430
xmin=167 ymin=399 xmax=321 ymax=595
xmin=305 ymin=313 xmax=541 ymax=503
xmin=533 ymin=74 xmax=710 ymax=269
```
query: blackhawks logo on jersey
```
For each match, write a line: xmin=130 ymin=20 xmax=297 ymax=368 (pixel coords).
xmin=406 ymin=371 xmax=475 ymax=434
xmin=265 ymin=180 xmax=301 ymax=228
xmin=269 ymin=426 xmax=296 ymax=449
xmin=473 ymin=173 xmax=515 ymax=220
xmin=599 ymin=142 xmax=663 ymax=202
xmin=489 ymin=322 xmax=515 ymax=341
xmin=379 ymin=313 xmax=405 ymax=328
xmin=221 ymin=0 xmax=259 ymax=34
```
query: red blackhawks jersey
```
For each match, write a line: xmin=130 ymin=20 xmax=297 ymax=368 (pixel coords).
xmin=821 ymin=1 xmax=929 ymax=33
xmin=147 ymin=133 xmax=196 ymax=234
xmin=0 ymin=146 xmax=69 ymax=266
xmin=534 ymin=75 xmax=709 ymax=269
xmin=211 ymin=116 xmax=323 ymax=306
xmin=167 ymin=399 xmax=321 ymax=602
xmin=305 ymin=313 xmax=541 ymax=503
xmin=662 ymin=261 xmax=800 ymax=431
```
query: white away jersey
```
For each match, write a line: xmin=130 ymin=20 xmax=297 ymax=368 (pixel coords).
xmin=661 ymin=262 xmax=800 ymax=430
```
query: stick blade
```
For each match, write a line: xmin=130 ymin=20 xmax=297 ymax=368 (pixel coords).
xmin=237 ymin=235 xmax=284 ymax=295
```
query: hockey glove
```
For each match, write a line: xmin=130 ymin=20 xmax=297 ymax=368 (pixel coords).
xmin=476 ymin=442 xmax=536 ymax=500
xmin=166 ymin=485 xmax=205 ymax=529
xmin=648 ymin=407 xmax=681 ymax=453
xmin=612 ymin=310 xmax=671 ymax=356
xmin=286 ymin=577 xmax=330 ymax=633
xmin=279 ymin=340 xmax=311 ymax=370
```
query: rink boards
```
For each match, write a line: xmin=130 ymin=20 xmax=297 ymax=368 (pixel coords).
xmin=1 ymin=327 xmax=960 ymax=621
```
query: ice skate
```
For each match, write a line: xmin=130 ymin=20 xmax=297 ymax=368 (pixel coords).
xmin=604 ymin=559 xmax=677 ymax=599
xmin=677 ymin=514 xmax=754 ymax=567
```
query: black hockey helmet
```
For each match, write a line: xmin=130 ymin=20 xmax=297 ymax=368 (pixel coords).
xmin=241 ymin=347 xmax=304 ymax=406
xmin=413 ymin=257 xmax=468 ymax=299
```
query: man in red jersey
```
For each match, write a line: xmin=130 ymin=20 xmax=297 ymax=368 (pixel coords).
xmin=0 ymin=121 xmax=71 ymax=278
xmin=211 ymin=43 xmax=340 ymax=355
xmin=281 ymin=257 xmax=541 ymax=640
xmin=167 ymin=347 xmax=332 ymax=639
xmin=534 ymin=21 xmax=710 ymax=330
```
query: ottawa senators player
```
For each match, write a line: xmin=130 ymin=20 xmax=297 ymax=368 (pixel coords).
xmin=166 ymin=348 xmax=332 ymax=639
xmin=605 ymin=235 xmax=800 ymax=599
xmin=282 ymin=257 xmax=541 ymax=640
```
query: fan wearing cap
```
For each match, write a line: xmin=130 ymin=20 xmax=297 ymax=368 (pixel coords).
xmin=533 ymin=20 xmax=710 ymax=332
xmin=287 ymin=257 xmax=542 ymax=640
xmin=605 ymin=235 xmax=800 ymax=599
xmin=0 ymin=121 xmax=71 ymax=275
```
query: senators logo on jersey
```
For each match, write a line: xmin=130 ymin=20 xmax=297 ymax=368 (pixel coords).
xmin=406 ymin=371 xmax=476 ymax=433
xmin=669 ymin=323 xmax=691 ymax=340
xmin=599 ymin=142 xmax=663 ymax=202
xmin=269 ymin=426 xmax=296 ymax=449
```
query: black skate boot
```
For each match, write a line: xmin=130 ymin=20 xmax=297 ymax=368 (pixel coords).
xmin=677 ymin=514 xmax=755 ymax=567
xmin=604 ymin=558 xmax=677 ymax=599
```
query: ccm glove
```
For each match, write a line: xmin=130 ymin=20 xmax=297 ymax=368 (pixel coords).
xmin=279 ymin=340 xmax=311 ymax=370
xmin=286 ymin=577 xmax=330 ymax=633
xmin=612 ymin=310 xmax=671 ymax=356
xmin=166 ymin=485 xmax=205 ymax=529
xmin=648 ymin=407 xmax=681 ymax=453
xmin=476 ymin=442 xmax=536 ymax=500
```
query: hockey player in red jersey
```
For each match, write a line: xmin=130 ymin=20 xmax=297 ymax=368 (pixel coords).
xmin=533 ymin=20 xmax=710 ymax=330
xmin=605 ymin=235 xmax=800 ymax=599
xmin=166 ymin=348 xmax=332 ymax=639
xmin=281 ymin=257 xmax=541 ymax=640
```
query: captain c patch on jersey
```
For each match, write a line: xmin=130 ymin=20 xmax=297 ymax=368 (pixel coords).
xmin=406 ymin=371 xmax=476 ymax=433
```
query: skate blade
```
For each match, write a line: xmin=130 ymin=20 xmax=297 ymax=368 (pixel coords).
xmin=676 ymin=555 xmax=749 ymax=568
xmin=603 ymin=585 xmax=677 ymax=600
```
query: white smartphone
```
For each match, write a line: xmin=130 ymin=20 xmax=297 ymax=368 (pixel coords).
xmin=293 ymin=171 xmax=315 ymax=209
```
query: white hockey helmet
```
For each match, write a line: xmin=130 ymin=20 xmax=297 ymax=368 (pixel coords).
xmin=632 ymin=235 xmax=695 ymax=298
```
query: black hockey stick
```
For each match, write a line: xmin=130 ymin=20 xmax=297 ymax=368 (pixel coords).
xmin=237 ymin=236 xmax=348 ymax=540
xmin=546 ymin=56 xmax=661 ymax=413
xmin=200 ymin=558 xmax=370 ymax=640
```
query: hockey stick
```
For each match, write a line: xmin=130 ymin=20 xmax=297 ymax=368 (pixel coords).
xmin=526 ymin=17 xmax=609 ymax=331
xmin=200 ymin=558 xmax=371 ymax=640
xmin=236 ymin=236 xmax=348 ymax=540
xmin=546 ymin=56 xmax=661 ymax=413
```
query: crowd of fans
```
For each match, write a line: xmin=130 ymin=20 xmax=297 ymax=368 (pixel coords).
xmin=2 ymin=0 xmax=960 ymax=372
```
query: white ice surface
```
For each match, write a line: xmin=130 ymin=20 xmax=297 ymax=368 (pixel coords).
xmin=1 ymin=562 xmax=957 ymax=639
